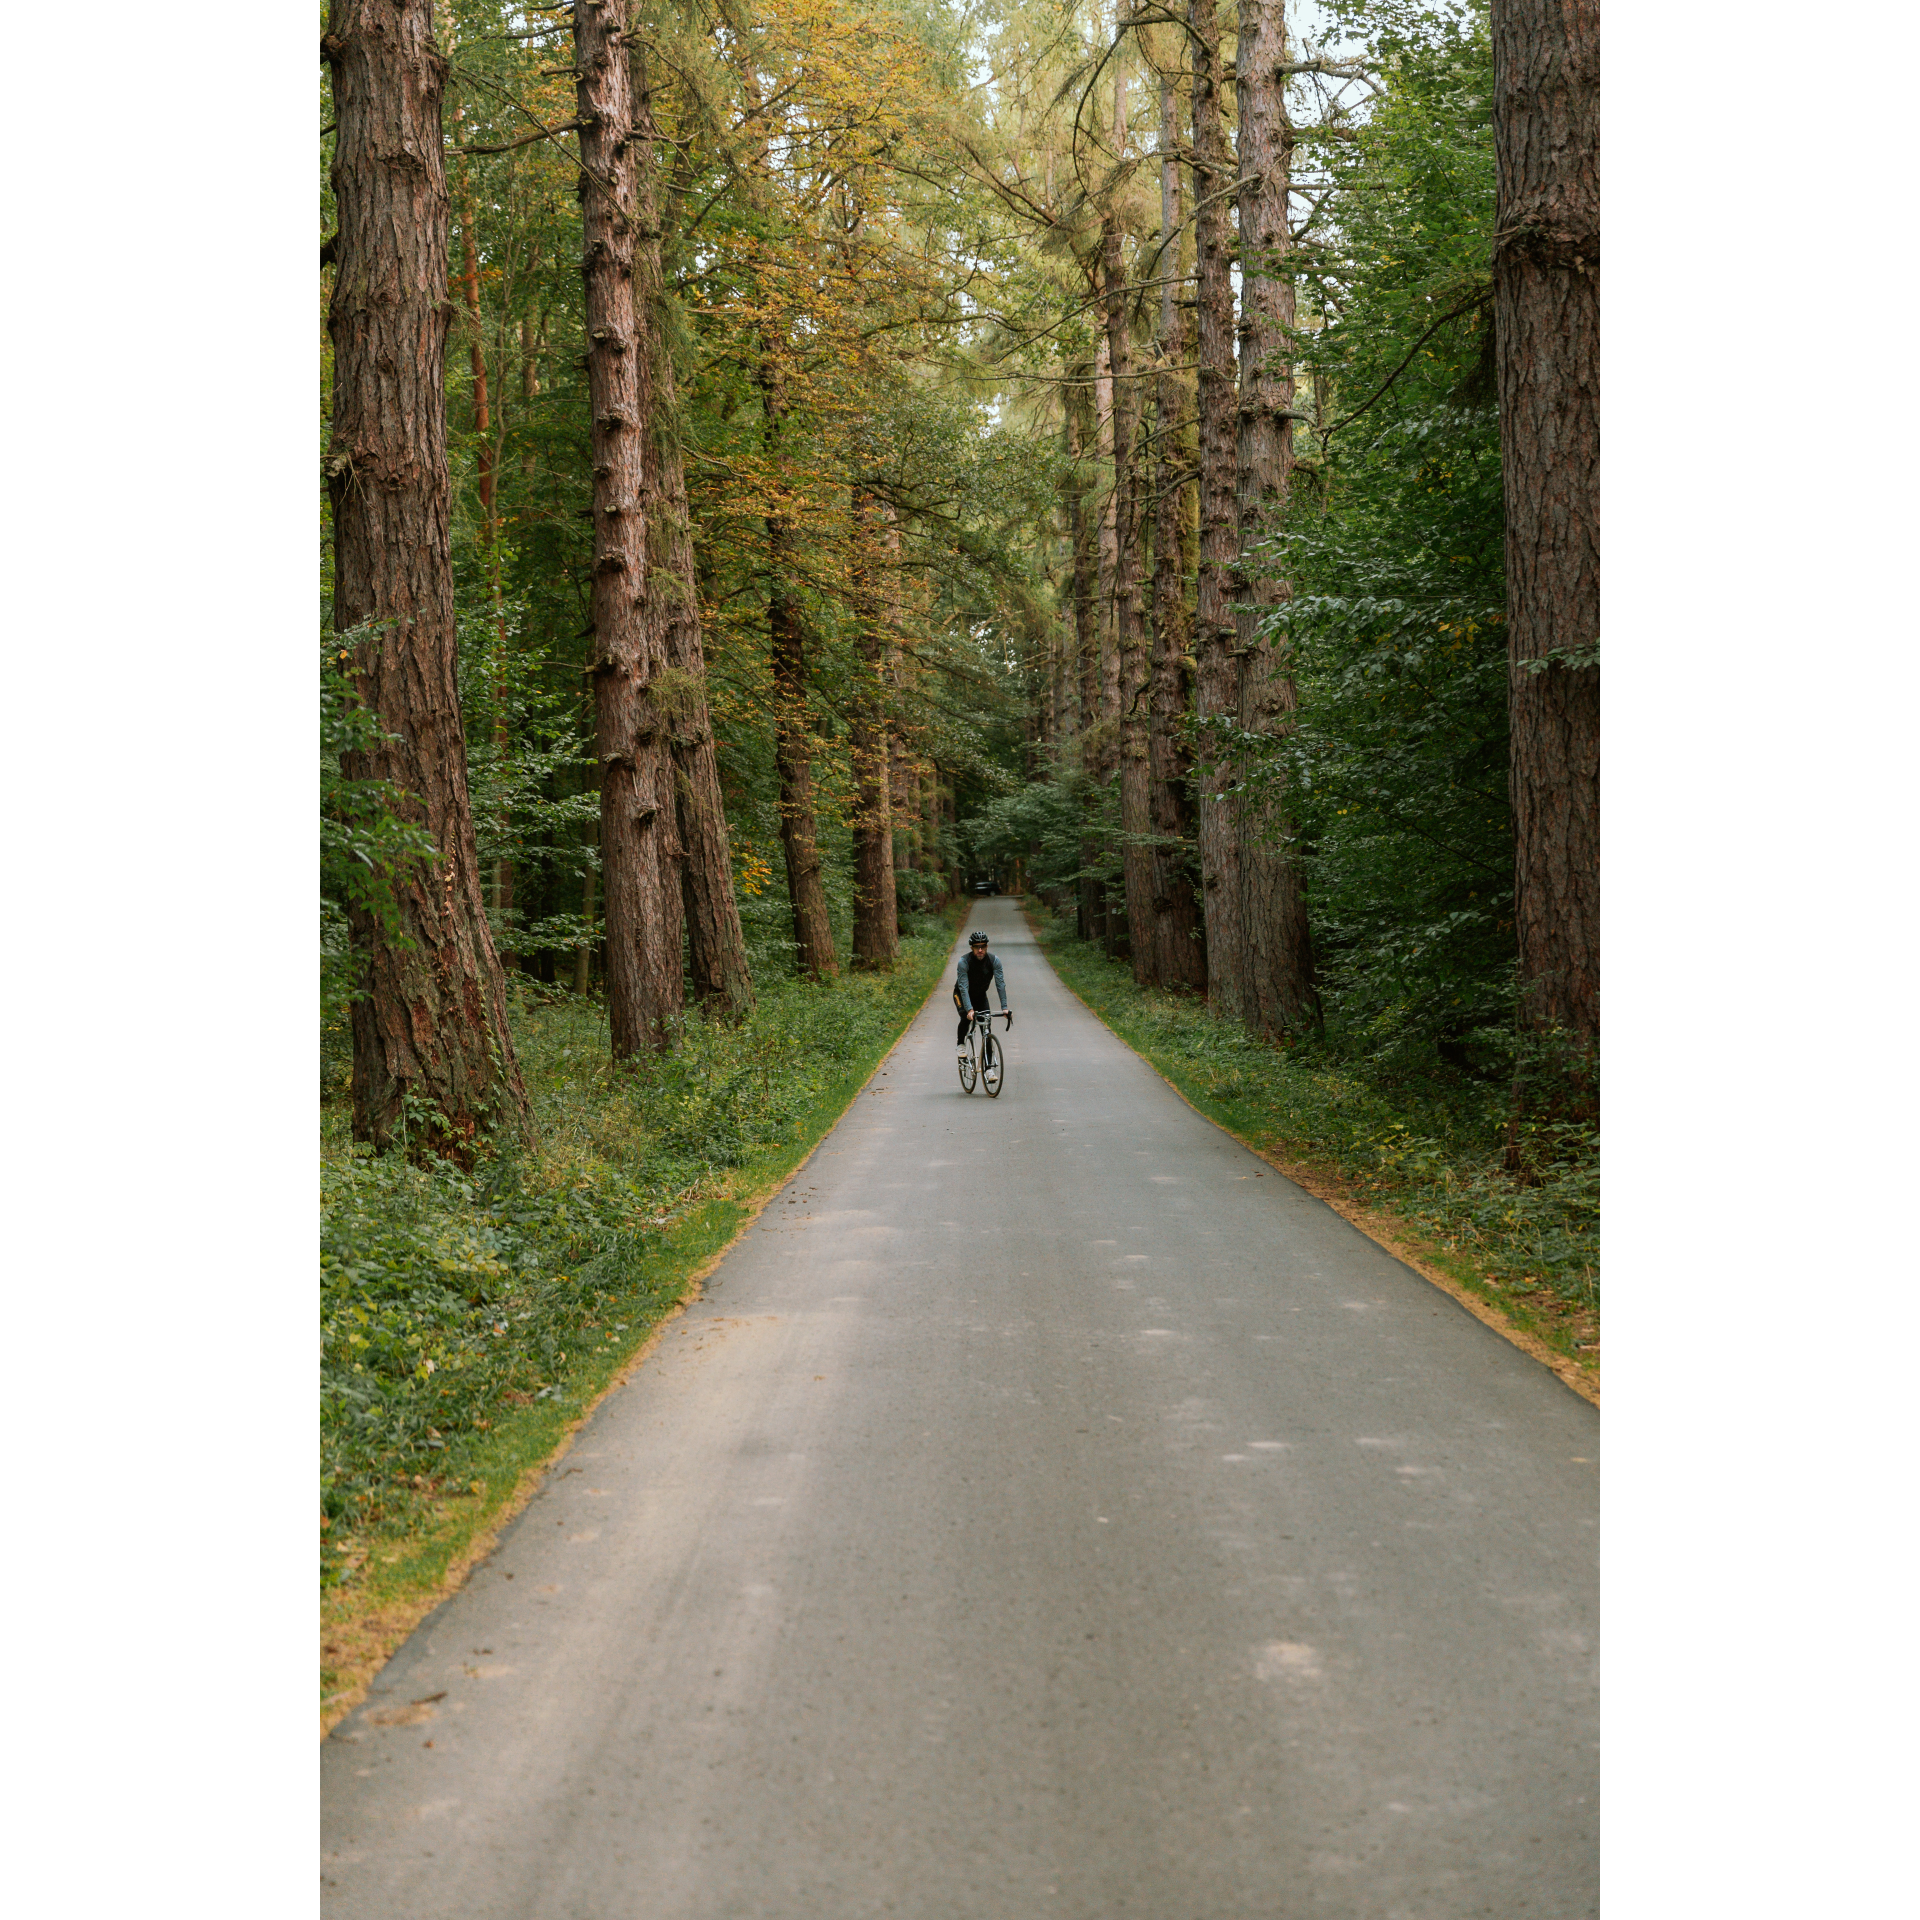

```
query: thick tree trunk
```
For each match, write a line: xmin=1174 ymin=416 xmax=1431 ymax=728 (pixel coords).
xmin=1092 ymin=326 xmax=1123 ymax=955
xmin=323 ymin=0 xmax=529 ymax=1158
xmin=1233 ymin=0 xmax=1318 ymax=1038
xmin=1065 ymin=372 xmax=1100 ymax=746
xmin=456 ymin=169 xmax=516 ymax=950
xmin=1149 ymin=73 xmax=1207 ymax=992
xmin=575 ymin=0 xmax=683 ymax=1058
xmin=849 ymin=494 xmax=900 ymax=968
xmin=652 ymin=433 xmax=755 ymax=1016
xmin=1188 ymin=0 xmax=1248 ymax=1020
xmin=889 ymin=698 xmax=919 ymax=877
xmin=852 ymin=714 xmax=894 ymax=967
xmin=1491 ymin=0 xmax=1600 ymax=1056
xmin=1093 ymin=329 xmax=1122 ymax=769
xmin=768 ymin=564 xmax=838 ymax=980
xmin=1104 ymin=218 xmax=1155 ymax=983
xmin=1050 ymin=591 xmax=1074 ymax=751
xmin=456 ymin=179 xmax=497 ymax=540
xmin=573 ymin=834 xmax=598 ymax=995
xmin=920 ymin=758 xmax=941 ymax=898
xmin=630 ymin=39 xmax=755 ymax=1018
xmin=761 ymin=340 xmax=838 ymax=980
xmin=1065 ymin=368 xmax=1103 ymax=943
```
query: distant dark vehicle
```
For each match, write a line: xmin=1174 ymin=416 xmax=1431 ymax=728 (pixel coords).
xmin=972 ymin=876 xmax=997 ymax=895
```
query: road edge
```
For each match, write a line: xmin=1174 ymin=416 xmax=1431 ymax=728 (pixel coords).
xmin=1022 ymin=908 xmax=1597 ymax=1408
xmin=321 ymin=938 xmax=961 ymax=1739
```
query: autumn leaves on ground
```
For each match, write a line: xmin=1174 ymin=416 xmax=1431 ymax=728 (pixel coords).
xmin=320 ymin=0 xmax=1598 ymax=1697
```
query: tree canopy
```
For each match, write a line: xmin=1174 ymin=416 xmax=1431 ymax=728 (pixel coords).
xmin=322 ymin=0 xmax=1597 ymax=1154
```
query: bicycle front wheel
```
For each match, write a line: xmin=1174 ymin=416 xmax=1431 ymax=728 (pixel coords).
xmin=981 ymin=1028 xmax=1004 ymax=1097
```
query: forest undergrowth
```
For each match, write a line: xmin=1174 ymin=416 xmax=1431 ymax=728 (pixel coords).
xmin=320 ymin=909 xmax=958 ymax=1708
xmin=1031 ymin=910 xmax=1598 ymax=1376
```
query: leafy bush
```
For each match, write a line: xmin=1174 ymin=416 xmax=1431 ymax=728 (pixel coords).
xmin=321 ymin=629 xmax=439 ymax=1031
xmin=320 ymin=914 xmax=955 ymax=1582
xmin=1258 ymin=407 xmax=1512 ymax=1065
xmin=1236 ymin=2 xmax=1512 ymax=1070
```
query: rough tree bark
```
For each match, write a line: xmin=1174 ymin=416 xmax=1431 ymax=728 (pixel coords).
xmin=1089 ymin=326 xmax=1124 ymax=955
xmin=919 ymin=756 xmax=941 ymax=897
xmin=827 ymin=153 xmax=900 ymax=973
xmin=1233 ymin=0 xmax=1318 ymax=1038
xmin=1065 ymin=367 xmax=1104 ymax=944
xmin=1148 ymin=70 xmax=1207 ymax=992
xmin=573 ymin=824 xmax=598 ymax=995
xmin=1491 ymin=0 xmax=1600 ymax=1060
xmin=650 ymin=410 xmax=755 ymax=1017
xmin=759 ymin=338 xmax=839 ymax=980
xmin=323 ymin=0 xmax=530 ymax=1157
xmin=455 ymin=165 xmax=515 ymax=952
xmin=632 ymin=36 xmax=754 ymax=1018
xmin=1188 ymin=0 xmax=1248 ymax=1020
xmin=1066 ymin=372 xmax=1101 ymax=745
xmin=849 ymin=493 xmax=900 ymax=968
xmin=889 ymin=666 xmax=920 ymax=880
xmin=1092 ymin=327 xmax=1122 ymax=771
xmin=1104 ymin=215 xmax=1156 ymax=982
xmin=1050 ymin=564 xmax=1075 ymax=752
xmin=575 ymin=0 xmax=685 ymax=1058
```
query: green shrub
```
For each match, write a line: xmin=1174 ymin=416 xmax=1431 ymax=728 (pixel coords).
xmin=320 ymin=913 xmax=955 ymax=1583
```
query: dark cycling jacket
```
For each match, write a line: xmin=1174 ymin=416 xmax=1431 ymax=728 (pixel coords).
xmin=955 ymin=950 xmax=1008 ymax=1010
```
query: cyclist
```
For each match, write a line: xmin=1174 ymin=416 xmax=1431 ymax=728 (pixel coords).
xmin=955 ymin=929 xmax=1011 ymax=1061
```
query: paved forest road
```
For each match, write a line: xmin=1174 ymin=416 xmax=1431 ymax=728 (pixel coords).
xmin=323 ymin=900 xmax=1597 ymax=1919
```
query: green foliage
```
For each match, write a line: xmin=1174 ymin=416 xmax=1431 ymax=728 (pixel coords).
xmin=321 ymin=630 xmax=439 ymax=1028
xmin=1236 ymin=1 xmax=1511 ymax=1068
xmin=1304 ymin=2 xmax=1498 ymax=418
xmin=961 ymin=763 xmax=1121 ymax=901
xmin=320 ymin=913 xmax=957 ymax=1582
xmin=453 ymin=597 xmax=600 ymax=962
xmin=1261 ymin=406 xmax=1511 ymax=1063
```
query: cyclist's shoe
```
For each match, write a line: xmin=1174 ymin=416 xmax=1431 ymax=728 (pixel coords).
xmin=956 ymin=1045 xmax=969 ymax=1061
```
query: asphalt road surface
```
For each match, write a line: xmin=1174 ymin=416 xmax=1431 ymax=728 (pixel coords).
xmin=323 ymin=898 xmax=1597 ymax=1918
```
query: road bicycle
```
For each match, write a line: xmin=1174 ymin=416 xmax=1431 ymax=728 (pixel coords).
xmin=958 ymin=1008 xmax=1010 ymax=1098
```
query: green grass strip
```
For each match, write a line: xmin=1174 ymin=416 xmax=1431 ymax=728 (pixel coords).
xmin=1028 ymin=909 xmax=1598 ymax=1366
xmin=321 ymin=908 xmax=961 ymax=1720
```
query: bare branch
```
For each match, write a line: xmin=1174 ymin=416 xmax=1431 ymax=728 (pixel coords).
xmin=453 ymin=120 xmax=583 ymax=158
xmin=1320 ymin=288 xmax=1492 ymax=442
xmin=1275 ymin=58 xmax=1385 ymax=100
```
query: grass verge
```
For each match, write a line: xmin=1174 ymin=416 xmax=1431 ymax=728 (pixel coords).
xmin=1028 ymin=908 xmax=1597 ymax=1401
xmin=319 ymin=908 xmax=960 ymax=1732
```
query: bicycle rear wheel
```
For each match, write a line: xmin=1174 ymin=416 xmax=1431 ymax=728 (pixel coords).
xmin=981 ymin=1029 xmax=1004 ymax=1097
xmin=958 ymin=1033 xmax=978 ymax=1093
